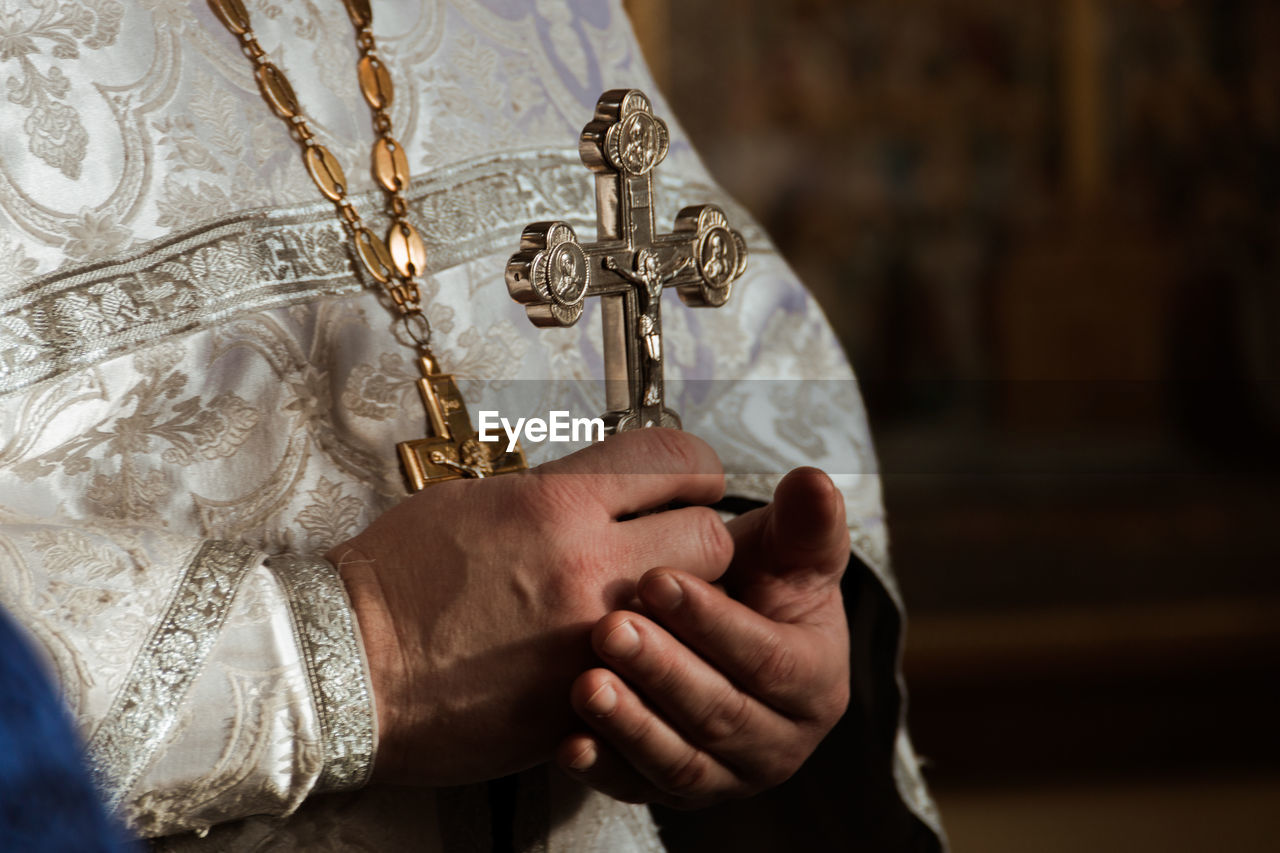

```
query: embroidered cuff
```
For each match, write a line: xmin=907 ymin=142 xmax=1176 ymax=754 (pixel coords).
xmin=267 ymin=554 xmax=377 ymax=794
xmin=88 ymin=540 xmax=262 ymax=813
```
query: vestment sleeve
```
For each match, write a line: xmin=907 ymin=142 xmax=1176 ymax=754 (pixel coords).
xmin=0 ymin=524 xmax=376 ymax=838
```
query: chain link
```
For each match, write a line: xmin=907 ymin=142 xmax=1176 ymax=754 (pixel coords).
xmin=338 ymin=202 xmax=361 ymax=225
xmin=240 ymin=34 xmax=267 ymax=63
xmin=209 ymin=0 xmax=432 ymax=353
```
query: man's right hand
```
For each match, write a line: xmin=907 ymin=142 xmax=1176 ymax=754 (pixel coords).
xmin=327 ymin=429 xmax=731 ymax=786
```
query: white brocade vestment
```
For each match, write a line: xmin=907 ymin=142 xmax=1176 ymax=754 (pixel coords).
xmin=0 ymin=0 xmax=943 ymax=849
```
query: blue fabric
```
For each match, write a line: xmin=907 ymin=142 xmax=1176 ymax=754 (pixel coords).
xmin=0 ymin=607 xmax=135 ymax=852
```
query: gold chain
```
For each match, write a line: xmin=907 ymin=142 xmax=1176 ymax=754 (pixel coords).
xmin=207 ymin=0 xmax=433 ymax=351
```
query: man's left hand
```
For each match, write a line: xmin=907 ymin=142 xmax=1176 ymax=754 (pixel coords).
xmin=556 ymin=466 xmax=853 ymax=808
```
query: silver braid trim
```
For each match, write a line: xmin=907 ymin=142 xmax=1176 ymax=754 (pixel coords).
xmin=266 ymin=554 xmax=377 ymax=793
xmin=87 ymin=540 xmax=261 ymax=813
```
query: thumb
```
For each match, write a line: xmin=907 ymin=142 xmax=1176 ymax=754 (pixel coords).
xmin=768 ymin=467 xmax=851 ymax=577
xmin=725 ymin=468 xmax=851 ymax=615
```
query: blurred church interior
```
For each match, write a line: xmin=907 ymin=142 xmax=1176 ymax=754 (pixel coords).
xmin=625 ymin=1 xmax=1280 ymax=850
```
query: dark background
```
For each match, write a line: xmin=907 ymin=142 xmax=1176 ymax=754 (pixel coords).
xmin=626 ymin=1 xmax=1280 ymax=849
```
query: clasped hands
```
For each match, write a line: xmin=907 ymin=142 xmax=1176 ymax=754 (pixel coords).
xmin=331 ymin=429 xmax=851 ymax=809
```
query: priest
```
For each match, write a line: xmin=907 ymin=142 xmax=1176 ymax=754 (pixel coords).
xmin=0 ymin=0 xmax=942 ymax=849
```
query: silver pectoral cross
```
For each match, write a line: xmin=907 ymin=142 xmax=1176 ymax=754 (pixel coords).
xmin=505 ymin=89 xmax=747 ymax=431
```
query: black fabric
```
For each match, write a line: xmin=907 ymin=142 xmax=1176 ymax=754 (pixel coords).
xmin=708 ymin=496 xmax=769 ymax=517
xmin=488 ymin=773 xmax=521 ymax=853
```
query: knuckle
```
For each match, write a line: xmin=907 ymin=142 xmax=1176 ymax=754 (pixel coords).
xmin=662 ymin=750 xmax=711 ymax=797
xmin=690 ymin=686 xmax=753 ymax=745
xmin=692 ymin=507 xmax=733 ymax=571
xmin=523 ymin=471 xmax=584 ymax=523
xmin=621 ymin=704 xmax=659 ymax=745
xmin=537 ymin=544 xmax=602 ymax=617
xmin=517 ymin=477 xmax=612 ymax=610
xmin=687 ymin=594 xmax=736 ymax=647
xmin=630 ymin=637 xmax=686 ymax=693
xmin=648 ymin=428 xmax=700 ymax=473
xmin=747 ymin=633 xmax=800 ymax=694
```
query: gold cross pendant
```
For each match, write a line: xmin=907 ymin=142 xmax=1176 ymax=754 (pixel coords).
xmin=397 ymin=352 xmax=527 ymax=492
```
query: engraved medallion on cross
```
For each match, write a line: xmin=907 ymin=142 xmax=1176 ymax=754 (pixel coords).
xmin=506 ymin=89 xmax=747 ymax=431
xmin=397 ymin=352 xmax=527 ymax=491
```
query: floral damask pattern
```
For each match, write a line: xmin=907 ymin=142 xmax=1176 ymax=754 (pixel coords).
xmin=0 ymin=0 xmax=122 ymax=178
xmin=295 ymin=478 xmax=364 ymax=554
xmin=15 ymin=344 xmax=259 ymax=519
xmin=341 ymin=351 xmax=414 ymax=421
xmin=63 ymin=209 xmax=132 ymax=261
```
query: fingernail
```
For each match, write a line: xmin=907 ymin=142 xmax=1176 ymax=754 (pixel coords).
xmin=644 ymin=573 xmax=684 ymax=611
xmin=601 ymin=620 xmax=640 ymax=659
xmin=568 ymin=741 xmax=597 ymax=771
xmin=586 ymin=682 xmax=617 ymax=716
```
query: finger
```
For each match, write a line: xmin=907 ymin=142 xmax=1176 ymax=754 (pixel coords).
xmin=769 ymin=467 xmax=850 ymax=575
xmin=723 ymin=469 xmax=851 ymax=619
xmin=727 ymin=467 xmax=850 ymax=581
xmin=556 ymin=733 xmax=668 ymax=806
xmin=616 ymin=506 xmax=734 ymax=583
xmin=589 ymin=610 xmax=801 ymax=780
xmin=635 ymin=568 xmax=849 ymax=718
xmin=569 ymin=667 xmax=748 ymax=802
xmin=534 ymin=429 xmax=724 ymax=515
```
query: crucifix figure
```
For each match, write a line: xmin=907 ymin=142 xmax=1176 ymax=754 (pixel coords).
xmin=506 ymin=89 xmax=747 ymax=431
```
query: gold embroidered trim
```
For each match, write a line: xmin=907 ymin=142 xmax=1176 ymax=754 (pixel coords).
xmin=0 ymin=150 xmax=766 ymax=396
xmin=266 ymin=554 xmax=377 ymax=794
xmin=86 ymin=539 xmax=262 ymax=813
